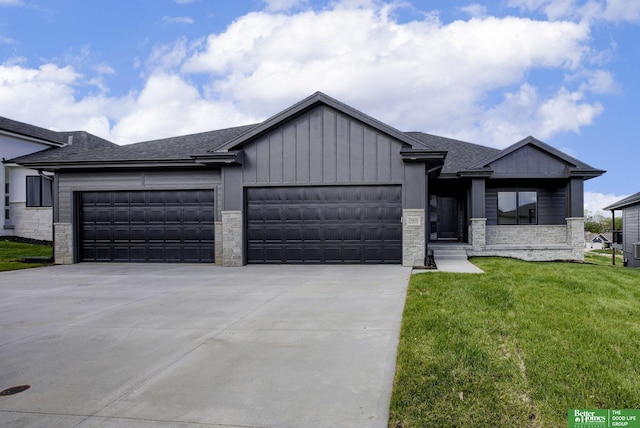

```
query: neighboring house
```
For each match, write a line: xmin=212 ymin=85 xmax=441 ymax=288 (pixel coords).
xmin=11 ymin=92 xmax=605 ymax=266
xmin=585 ymin=232 xmax=612 ymax=250
xmin=1 ymin=117 xmax=68 ymax=241
xmin=1 ymin=117 xmax=117 ymax=243
xmin=604 ymin=192 xmax=640 ymax=268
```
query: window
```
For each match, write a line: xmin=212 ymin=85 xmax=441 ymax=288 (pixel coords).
xmin=498 ymin=191 xmax=537 ymax=225
xmin=26 ymin=176 xmax=53 ymax=207
xmin=4 ymin=183 xmax=9 ymax=220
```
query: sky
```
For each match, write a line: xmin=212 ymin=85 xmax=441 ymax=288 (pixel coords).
xmin=1 ymin=0 xmax=639 ymax=214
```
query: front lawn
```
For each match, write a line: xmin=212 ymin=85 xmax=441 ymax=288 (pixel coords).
xmin=584 ymin=249 xmax=624 ymax=266
xmin=389 ymin=257 xmax=640 ymax=427
xmin=0 ymin=239 xmax=53 ymax=272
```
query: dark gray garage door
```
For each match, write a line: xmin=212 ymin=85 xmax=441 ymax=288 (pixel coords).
xmin=246 ymin=186 xmax=402 ymax=264
xmin=79 ymin=190 xmax=215 ymax=262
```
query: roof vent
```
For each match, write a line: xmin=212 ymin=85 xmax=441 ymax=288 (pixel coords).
xmin=67 ymin=135 xmax=73 ymax=145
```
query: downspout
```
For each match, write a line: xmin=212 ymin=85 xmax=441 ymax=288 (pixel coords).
xmin=425 ymin=168 xmax=429 ymax=266
xmin=610 ymin=209 xmax=615 ymax=266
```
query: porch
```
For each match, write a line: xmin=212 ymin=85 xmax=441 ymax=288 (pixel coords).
xmin=467 ymin=217 xmax=585 ymax=261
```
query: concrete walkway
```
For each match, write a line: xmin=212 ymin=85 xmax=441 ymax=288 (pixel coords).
xmin=0 ymin=264 xmax=411 ymax=428
xmin=412 ymin=257 xmax=484 ymax=274
xmin=416 ymin=245 xmax=485 ymax=274
xmin=430 ymin=258 xmax=484 ymax=273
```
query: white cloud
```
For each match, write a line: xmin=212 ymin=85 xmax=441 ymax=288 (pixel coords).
xmin=585 ymin=191 xmax=629 ymax=215
xmin=0 ymin=34 xmax=17 ymax=44
xmin=174 ymin=0 xmax=197 ymax=4
xmin=599 ymin=0 xmax=640 ymax=22
xmin=182 ymin=6 xmax=596 ymax=146
xmin=146 ymin=38 xmax=190 ymax=72
xmin=0 ymin=1 xmax=615 ymax=147
xmin=0 ymin=0 xmax=23 ymax=5
xmin=509 ymin=0 xmax=578 ymax=20
xmin=3 ymin=56 xmax=26 ymax=66
xmin=574 ymin=70 xmax=618 ymax=95
xmin=163 ymin=16 xmax=195 ymax=25
xmin=508 ymin=0 xmax=640 ymax=23
xmin=460 ymin=3 xmax=487 ymax=18
xmin=0 ymin=63 xmax=118 ymax=137
xmin=263 ymin=0 xmax=309 ymax=12
xmin=538 ymin=87 xmax=603 ymax=136
xmin=447 ymin=83 xmax=603 ymax=147
xmin=110 ymin=73 xmax=257 ymax=143
xmin=0 ymin=63 xmax=256 ymax=144
xmin=94 ymin=63 xmax=116 ymax=75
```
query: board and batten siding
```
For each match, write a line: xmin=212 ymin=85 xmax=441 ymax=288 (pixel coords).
xmin=241 ymin=106 xmax=406 ymax=187
xmin=485 ymin=181 xmax=568 ymax=225
xmin=56 ymin=169 xmax=222 ymax=223
xmin=623 ymin=204 xmax=640 ymax=268
xmin=490 ymin=145 xmax=571 ymax=178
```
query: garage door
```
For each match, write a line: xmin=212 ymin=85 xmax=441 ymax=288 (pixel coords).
xmin=79 ymin=190 xmax=215 ymax=262
xmin=246 ymin=186 xmax=402 ymax=264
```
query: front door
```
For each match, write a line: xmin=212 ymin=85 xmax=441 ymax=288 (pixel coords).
xmin=437 ymin=197 xmax=458 ymax=240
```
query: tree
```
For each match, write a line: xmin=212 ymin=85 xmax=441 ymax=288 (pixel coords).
xmin=584 ymin=210 xmax=605 ymax=233
xmin=584 ymin=210 xmax=622 ymax=233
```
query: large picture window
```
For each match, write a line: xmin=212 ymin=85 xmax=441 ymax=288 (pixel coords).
xmin=498 ymin=191 xmax=537 ymax=225
xmin=26 ymin=176 xmax=53 ymax=207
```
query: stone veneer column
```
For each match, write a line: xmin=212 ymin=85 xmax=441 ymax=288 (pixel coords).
xmin=402 ymin=209 xmax=425 ymax=267
xmin=566 ymin=217 xmax=585 ymax=261
xmin=214 ymin=221 xmax=223 ymax=265
xmin=53 ymin=223 xmax=73 ymax=264
xmin=471 ymin=218 xmax=487 ymax=251
xmin=222 ymin=211 xmax=243 ymax=267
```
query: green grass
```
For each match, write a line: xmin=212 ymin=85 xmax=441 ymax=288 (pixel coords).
xmin=0 ymin=239 xmax=53 ymax=272
xmin=584 ymin=249 xmax=624 ymax=266
xmin=389 ymin=257 xmax=640 ymax=428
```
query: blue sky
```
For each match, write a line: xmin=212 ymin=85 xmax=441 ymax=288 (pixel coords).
xmin=1 ymin=0 xmax=639 ymax=213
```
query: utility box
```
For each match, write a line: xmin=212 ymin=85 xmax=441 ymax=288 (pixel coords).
xmin=634 ymin=243 xmax=640 ymax=259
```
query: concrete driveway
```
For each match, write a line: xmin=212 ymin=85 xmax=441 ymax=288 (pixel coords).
xmin=0 ymin=263 xmax=410 ymax=427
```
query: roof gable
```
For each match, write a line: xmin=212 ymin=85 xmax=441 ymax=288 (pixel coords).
xmin=215 ymin=92 xmax=431 ymax=152
xmin=228 ymin=105 xmax=423 ymax=184
xmin=587 ymin=232 xmax=611 ymax=243
xmin=465 ymin=136 xmax=605 ymax=179
xmin=488 ymin=143 xmax=571 ymax=177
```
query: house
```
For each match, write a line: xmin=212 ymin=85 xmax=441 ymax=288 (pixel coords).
xmin=10 ymin=92 xmax=605 ymax=266
xmin=585 ymin=232 xmax=612 ymax=250
xmin=1 ymin=117 xmax=67 ymax=242
xmin=1 ymin=117 xmax=117 ymax=243
xmin=603 ymin=192 xmax=640 ymax=268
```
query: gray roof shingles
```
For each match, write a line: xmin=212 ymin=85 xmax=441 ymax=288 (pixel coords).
xmin=117 ymin=124 xmax=258 ymax=160
xmin=10 ymin=124 xmax=257 ymax=164
xmin=603 ymin=192 xmax=640 ymax=211
xmin=10 ymin=119 xmax=510 ymax=176
xmin=0 ymin=116 xmax=67 ymax=145
xmin=14 ymin=124 xmax=497 ymax=174
xmin=406 ymin=132 xmax=500 ymax=175
xmin=9 ymin=130 xmax=118 ymax=164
